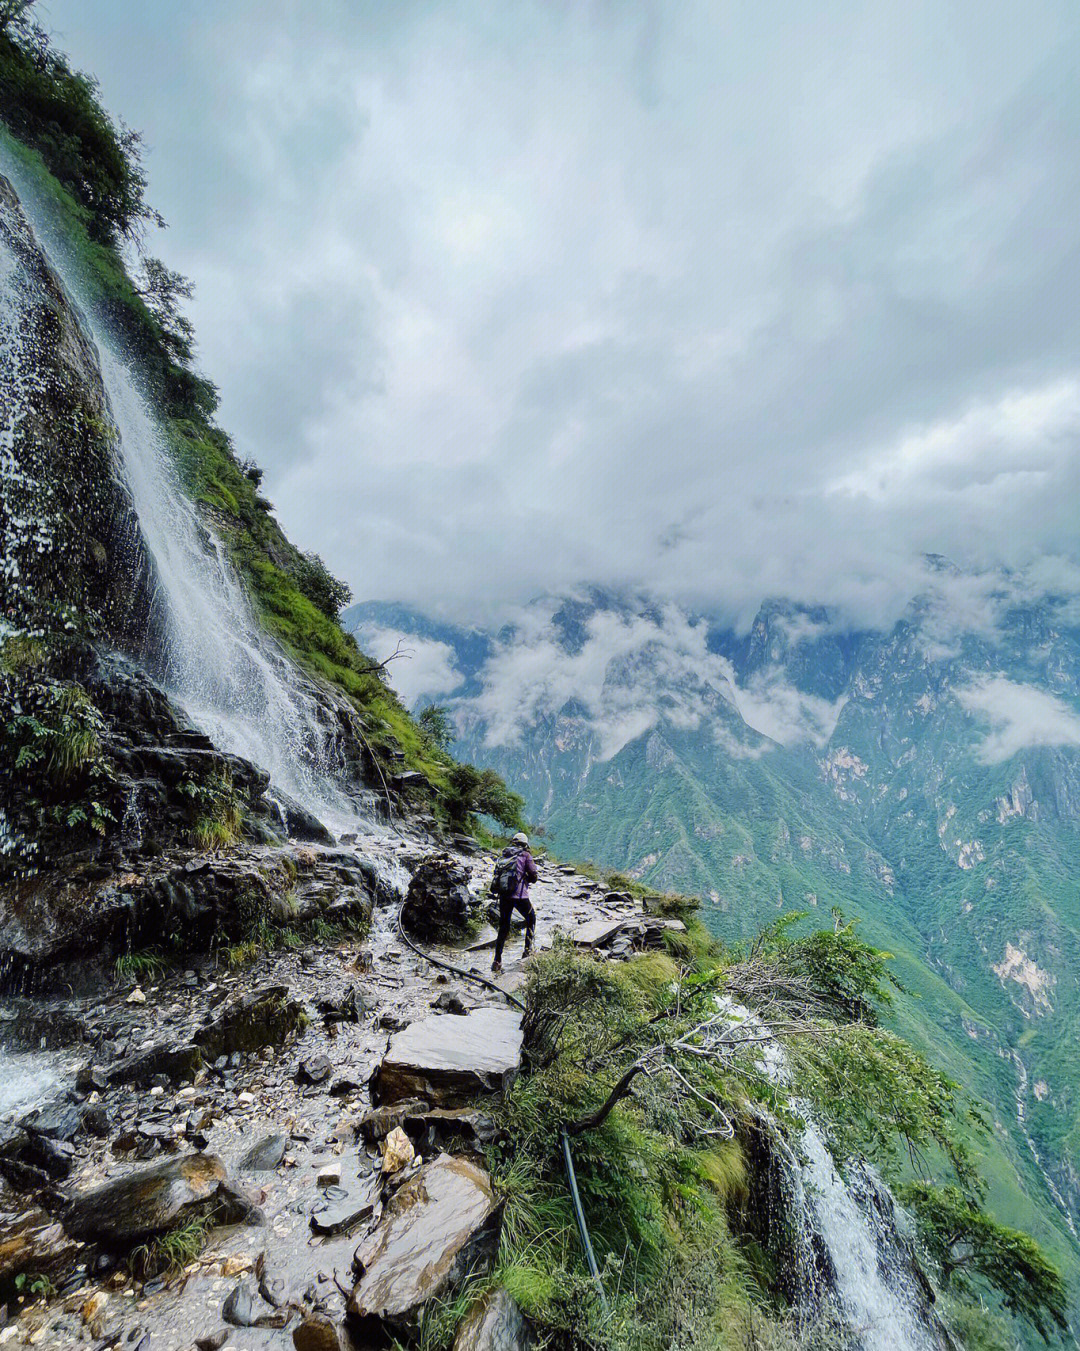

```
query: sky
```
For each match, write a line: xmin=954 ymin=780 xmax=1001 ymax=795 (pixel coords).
xmin=38 ymin=0 xmax=1080 ymax=629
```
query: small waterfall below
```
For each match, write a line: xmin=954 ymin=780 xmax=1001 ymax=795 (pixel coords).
xmin=0 ymin=155 xmax=366 ymax=828
xmin=722 ymin=1000 xmax=942 ymax=1351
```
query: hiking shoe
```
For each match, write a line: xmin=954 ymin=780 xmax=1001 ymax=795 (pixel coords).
xmin=491 ymin=960 xmax=503 ymax=975
xmin=522 ymin=945 xmax=534 ymax=960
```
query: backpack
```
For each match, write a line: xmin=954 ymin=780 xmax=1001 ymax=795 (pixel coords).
xmin=490 ymin=850 xmax=523 ymax=899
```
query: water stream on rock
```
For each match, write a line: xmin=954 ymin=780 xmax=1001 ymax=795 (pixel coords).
xmin=0 ymin=154 xmax=366 ymax=828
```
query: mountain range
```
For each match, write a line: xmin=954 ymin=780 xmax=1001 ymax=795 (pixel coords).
xmin=346 ymin=570 xmax=1080 ymax=1292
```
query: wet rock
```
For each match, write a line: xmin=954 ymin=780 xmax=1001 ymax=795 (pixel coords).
xmin=199 ymin=983 xmax=305 ymax=1059
xmin=222 ymin=1278 xmax=260 ymax=1326
xmin=297 ymin=1054 xmax=333 ymax=1086
xmin=237 ymin=1133 xmax=288 ymax=1172
xmin=19 ymin=1096 xmax=83 ymax=1141
xmin=433 ymin=991 xmax=472 ymax=1015
xmin=0 ymin=1179 xmax=84 ymax=1301
xmin=75 ymin=1065 xmax=108 ymax=1094
xmin=405 ymin=1108 xmax=498 ymax=1154
xmin=350 ymin=1154 xmax=502 ymax=1337
xmin=400 ymin=854 xmax=476 ymax=940
xmin=62 ymin=1152 xmax=232 ymax=1243
xmin=317 ymin=985 xmax=364 ymax=1025
xmin=195 ymin=1334 xmax=229 ymax=1351
xmin=454 ymin=1288 xmax=535 ymax=1350
xmin=109 ymin=1041 xmax=203 ymax=1088
xmin=358 ymin=1100 xmax=430 ymax=1143
xmin=310 ymin=1172 xmax=380 ymax=1237
xmin=271 ymin=790 xmax=335 ymax=844
xmin=381 ymin=1127 xmax=414 ymax=1175
xmin=293 ymin=1314 xmax=343 ymax=1351
xmin=81 ymin=1103 xmax=111 ymax=1138
xmin=371 ymin=1008 xmax=523 ymax=1107
xmin=328 ymin=1076 xmax=363 ymax=1098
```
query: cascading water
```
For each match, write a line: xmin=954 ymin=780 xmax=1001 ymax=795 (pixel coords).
xmin=0 ymin=155 xmax=366 ymax=828
xmin=721 ymin=1001 xmax=943 ymax=1351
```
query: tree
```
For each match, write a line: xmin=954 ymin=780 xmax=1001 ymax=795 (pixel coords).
xmin=417 ymin=703 xmax=454 ymax=750
xmin=291 ymin=552 xmax=352 ymax=619
xmin=137 ymin=257 xmax=195 ymax=361
xmin=444 ymin=762 xmax=524 ymax=830
xmin=899 ymin=1182 xmax=1069 ymax=1343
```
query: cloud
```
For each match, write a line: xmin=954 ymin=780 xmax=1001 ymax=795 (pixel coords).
xmin=956 ymin=676 xmax=1080 ymax=763
xmin=446 ymin=596 xmax=848 ymax=759
xmin=39 ymin=0 xmax=1080 ymax=629
xmin=351 ymin=625 xmax=464 ymax=708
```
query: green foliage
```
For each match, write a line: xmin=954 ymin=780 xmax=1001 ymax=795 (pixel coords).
xmin=445 ymin=762 xmax=525 ymax=831
xmin=1 ymin=677 xmax=117 ymax=846
xmin=179 ymin=767 xmax=243 ymax=851
xmin=114 ymin=949 xmax=168 ymax=984
xmin=129 ymin=1215 xmax=213 ymax=1279
xmin=418 ymin=703 xmax=455 ymax=750
xmin=13 ymin=1270 xmax=55 ymax=1300
xmin=0 ymin=3 xmax=155 ymax=245
xmin=900 ymin=1183 xmax=1069 ymax=1343
xmin=742 ymin=909 xmax=901 ymax=1025
xmin=289 ymin=550 xmax=352 ymax=619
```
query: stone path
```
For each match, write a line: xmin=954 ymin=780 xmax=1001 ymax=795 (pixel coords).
xmin=0 ymin=832 xmax=655 ymax=1349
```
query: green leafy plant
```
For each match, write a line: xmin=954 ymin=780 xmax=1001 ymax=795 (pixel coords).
xmin=899 ymin=1182 xmax=1068 ymax=1343
xmin=417 ymin=703 xmax=455 ymax=750
xmin=129 ymin=1215 xmax=214 ymax=1279
xmin=179 ymin=767 xmax=243 ymax=851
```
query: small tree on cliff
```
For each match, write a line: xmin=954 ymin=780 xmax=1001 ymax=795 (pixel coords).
xmin=444 ymin=762 xmax=524 ymax=832
xmin=899 ymin=1182 xmax=1068 ymax=1343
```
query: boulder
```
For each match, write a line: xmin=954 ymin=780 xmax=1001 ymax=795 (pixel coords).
xmin=350 ymin=1154 xmax=502 ymax=1336
xmin=371 ymin=1009 xmax=523 ymax=1107
xmin=198 ymin=983 xmax=305 ymax=1059
xmin=400 ymin=854 xmax=476 ymax=940
xmin=454 ymin=1288 xmax=535 ymax=1350
xmin=293 ymin=1315 xmax=344 ymax=1351
xmin=62 ymin=1152 xmax=241 ymax=1243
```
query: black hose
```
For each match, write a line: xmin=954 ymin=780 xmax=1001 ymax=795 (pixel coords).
xmin=395 ymin=900 xmax=525 ymax=1012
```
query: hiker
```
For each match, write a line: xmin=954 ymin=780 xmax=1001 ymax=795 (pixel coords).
xmin=490 ymin=830 xmax=538 ymax=974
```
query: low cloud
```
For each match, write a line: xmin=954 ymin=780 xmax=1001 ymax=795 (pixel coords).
xmin=40 ymin=0 xmax=1080 ymax=630
xmin=956 ymin=676 xmax=1080 ymax=763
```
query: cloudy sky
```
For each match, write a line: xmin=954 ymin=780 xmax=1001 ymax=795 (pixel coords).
xmin=39 ymin=0 xmax=1080 ymax=628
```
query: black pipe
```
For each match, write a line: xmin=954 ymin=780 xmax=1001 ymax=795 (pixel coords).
xmin=561 ymin=1127 xmax=610 ymax=1317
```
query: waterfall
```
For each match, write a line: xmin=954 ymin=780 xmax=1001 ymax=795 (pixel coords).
xmin=722 ymin=1000 xmax=942 ymax=1351
xmin=0 ymin=157 xmax=365 ymax=828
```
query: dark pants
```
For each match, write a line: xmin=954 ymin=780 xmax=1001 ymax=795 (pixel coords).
xmin=494 ymin=893 xmax=535 ymax=964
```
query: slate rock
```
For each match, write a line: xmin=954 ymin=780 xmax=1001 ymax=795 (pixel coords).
xmin=237 ymin=1132 xmax=288 ymax=1172
xmin=310 ymin=1172 xmax=380 ymax=1237
xmin=0 ymin=1179 xmax=84 ymax=1301
xmin=293 ymin=1313 xmax=343 ymax=1350
xmin=350 ymin=1154 xmax=502 ymax=1336
xmin=454 ymin=1288 xmax=535 ymax=1351
xmin=19 ymin=1096 xmax=84 ymax=1141
xmin=400 ymin=854 xmax=475 ymax=940
xmin=297 ymin=1054 xmax=333 ymax=1085
xmin=358 ymin=1100 xmax=431 ymax=1143
xmin=63 ymin=1152 xmax=230 ymax=1242
xmin=223 ymin=1278 xmax=260 ymax=1326
xmin=371 ymin=1008 xmax=523 ymax=1107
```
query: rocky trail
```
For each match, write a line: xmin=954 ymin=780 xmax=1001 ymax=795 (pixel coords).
xmin=0 ymin=831 xmax=672 ymax=1350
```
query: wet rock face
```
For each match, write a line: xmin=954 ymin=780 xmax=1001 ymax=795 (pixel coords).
xmin=454 ymin=1288 xmax=535 ymax=1351
xmin=350 ymin=1154 xmax=502 ymax=1337
xmin=0 ymin=175 xmax=152 ymax=643
xmin=61 ymin=1152 xmax=246 ymax=1244
xmin=0 ymin=1180 xmax=84 ymax=1302
xmin=371 ymin=1008 xmax=523 ymax=1107
xmin=401 ymin=853 xmax=476 ymax=940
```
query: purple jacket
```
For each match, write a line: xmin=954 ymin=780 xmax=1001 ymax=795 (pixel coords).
xmin=510 ymin=847 xmax=538 ymax=901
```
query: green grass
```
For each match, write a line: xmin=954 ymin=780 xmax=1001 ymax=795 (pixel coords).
xmin=114 ymin=950 xmax=169 ymax=983
xmin=129 ymin=1216 xmax=214 ymax=1279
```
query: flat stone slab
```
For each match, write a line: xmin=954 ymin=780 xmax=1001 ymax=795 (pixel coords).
xmin=371 ymin=1008 xmax=523 ymax=1107
xmin=572 ymin=917 xmax=634 ymax=947
xmin=350 ymin=1154 xmax=502 ymax=1336
xmin=63 ymin=1153 xmax=230 ymax=1243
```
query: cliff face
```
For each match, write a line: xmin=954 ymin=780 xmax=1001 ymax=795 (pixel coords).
xmin=0 ymin=175 xmax=151 ymax=645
